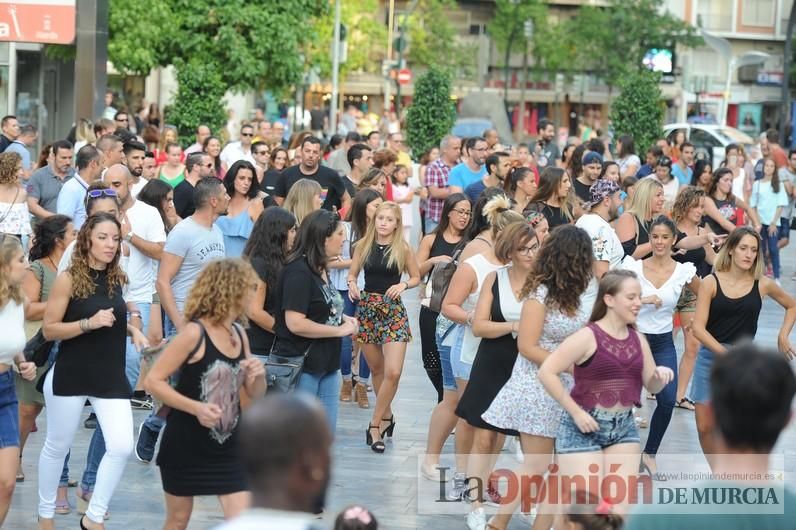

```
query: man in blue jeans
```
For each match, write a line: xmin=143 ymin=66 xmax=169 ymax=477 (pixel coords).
xmin=134 ymin=177 xmax=228 ymax=463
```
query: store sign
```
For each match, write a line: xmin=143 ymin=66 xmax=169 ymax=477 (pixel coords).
xmin=0 ymin=0 xmax=76 ymax=44
xmin=757 ymin=71 xmax=784 ymax=86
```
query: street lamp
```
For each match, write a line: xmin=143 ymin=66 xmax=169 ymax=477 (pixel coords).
xmin=721 ymin=51 xmax=770 ymax=126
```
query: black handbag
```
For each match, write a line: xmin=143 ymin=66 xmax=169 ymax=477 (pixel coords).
xmin=24 ymin=329 xmax=54 ymax=367
xmin=427 ymin=244 xmax=465 ymax=313
xmin=264 ymin=342 xmax=313 ymax=392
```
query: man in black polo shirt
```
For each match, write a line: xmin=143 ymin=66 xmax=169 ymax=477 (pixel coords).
xmin=275 ymin=136 xmax=350 ymax=212
xmin=0 ymin=115 xmax=20 ymax=152
xmin=343 ymin=143 xmax=373 ymax=198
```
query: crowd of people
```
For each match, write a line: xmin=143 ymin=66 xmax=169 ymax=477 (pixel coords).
xmin=0 ymin=109 xmax=794 ymax=530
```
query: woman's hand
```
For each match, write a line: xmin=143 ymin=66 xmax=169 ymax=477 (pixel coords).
xmin=338 ymin=315 xmax=358 ymax=338
xmin=642 ymin=295 xmax=662 ymax=309
xmin=385 ymin=282 xmax=407 ymax=300
xmin=347 ymin=283 xmax=360 ymax=302
xmin=651 ymin=366 xmax=675 ymax=386
xmin=707 ymin=233 xmax=727 ymax=247
xmin=768 ymin=223 xmax=778 ymax=237
xmin=241 ymin=357 xmax=265 ymax=386
xmin=573 ymin=408 xmax=599 ymax=433
xmin=432 ymin=255 xmax=452 ymax=265
xmin=778 ymin=334 xmax=795 ymax=361
xmin=130 ymin=328 xmax=150 ymax=352
xmin=193 ymin=401 xmax=222 ymax=428
xmin=17 ymin=361 xmax=36 ymax=381
xmin=89 ymin=308 xmax=116 ymax=329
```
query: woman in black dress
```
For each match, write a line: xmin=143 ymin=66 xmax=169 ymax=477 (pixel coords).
xmin=146 ymin=258 xmax=266 ymax=529
xmin=525 ymin=167 xmax=574 ymax=229
xmin=456 ymin=221 xmax=539 ymax=525
xmin=243 ymin=207 xmax=298 ymax=358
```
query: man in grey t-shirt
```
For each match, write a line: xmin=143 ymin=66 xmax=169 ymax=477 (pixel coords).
xmin=156 ymin=177 xmax=229 ymax=336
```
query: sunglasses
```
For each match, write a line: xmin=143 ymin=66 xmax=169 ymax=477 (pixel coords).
xmin=87 ymin=189 xmax=118 ymax=199
xmin=241 ymin=132 xmax=254 ymax=137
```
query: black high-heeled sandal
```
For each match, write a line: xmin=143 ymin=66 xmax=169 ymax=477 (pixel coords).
xmin=638 ymin=454 xmax=667 ymax=482
xmin=381 ymin=415 xmax=395 ymax=438
xmin=79 ymin=515 xmax=89 ymax=529
xmin=366 ymin=425 xmax=385 ymax=453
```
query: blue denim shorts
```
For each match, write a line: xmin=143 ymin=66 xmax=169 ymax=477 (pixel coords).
xmin=779 ymin=217 xmax=791 ymax=240
xmin=556 ymin=408 xmax=640 ymax=454
xmin=691 ymin=345 xmax=718 ymax=404
xmin=449 ymin=326 xmax=473 ymax=381
xmin=437 ymin=327 xmax=457 ymax=392
xmin=0 ymin=370 xmax=20 ymax=449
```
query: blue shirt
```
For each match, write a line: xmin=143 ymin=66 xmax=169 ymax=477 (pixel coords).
xmin=671 ymin=163 xmax=693 ymax=186
xmin=464 ymin=180 xmax=488 ymax=203
xmin=750 ymin=180 xmax=788 ymax=225
xmin=56 ymin=173 xmax=89 ymax=229
xmin=636 ymin=164 xmax=654 ymax=178
xmin=448 ymin=163 xmax=486 ymax=190
xmin=4 ymin=141 xmax=31 ymax=171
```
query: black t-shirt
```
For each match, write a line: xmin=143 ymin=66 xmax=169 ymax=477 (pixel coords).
xmin=527 ymin=201 xmax=572 ymax=228
xmin=247 ymin=256 xmax=278 ymax=355
xmin=0 ymin=135 xmax=11 ymax=153
xmin=342 ymin=175 xmax=357 ymax=200
xmin=310 ymin=109 xmax=326 ymax=130
xmin=272 ymin=257 xmax=344 ymax=374
xmin=573 ymin=177 xmax=592 ymax=204
xmin=260 ymin=168 xmax=282 ymax=195
xmin=275 ymin=164 xmax=347 ymax=211
xmin=173 ymin=179 xmax=196 ymax=219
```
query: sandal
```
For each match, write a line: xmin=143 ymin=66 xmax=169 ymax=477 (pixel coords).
xmin=675 ymin=397 xmax=696 ymax=411
xmin=55 ymin=498 xmax=71 ymax=515
xmin=16 ymin=469 xmax=24 ymax=482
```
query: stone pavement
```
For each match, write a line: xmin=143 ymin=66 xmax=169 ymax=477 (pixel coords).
xmin=7 ymin=249 xmax=796 ymax=529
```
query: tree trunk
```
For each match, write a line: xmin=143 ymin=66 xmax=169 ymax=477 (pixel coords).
xmin=781 ymin=1 xmax=796 ymax=146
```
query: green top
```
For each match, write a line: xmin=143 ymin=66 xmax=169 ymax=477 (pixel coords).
xmin=626 ymin=482 xmax=795 ymax=530
xmin=31 ymin=260 xmax=56 ymax=302
xmin=159 ymin=170 xmax=185 ymax=188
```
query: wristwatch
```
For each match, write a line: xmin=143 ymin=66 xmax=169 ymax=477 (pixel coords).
xmin=124 ymin=231 xmax=134 ymax=242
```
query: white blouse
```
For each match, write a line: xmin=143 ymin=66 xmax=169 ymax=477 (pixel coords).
xmin=0 ymin=300 xmax=25 ymax=366
xmin=620 ymin=257 xmax=696 ymax=334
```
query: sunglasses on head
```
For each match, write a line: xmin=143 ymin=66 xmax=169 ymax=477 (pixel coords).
xmin=87 ymin=189 xmax=118 ymax=199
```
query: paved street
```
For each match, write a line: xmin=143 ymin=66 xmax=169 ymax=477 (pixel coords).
xmin=7 ymin=249 xmax=796 ymax=529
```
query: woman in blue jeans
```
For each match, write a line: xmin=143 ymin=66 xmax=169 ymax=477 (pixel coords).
xmin=271 ymin=210 xmax=358 ymax=433
xmin=692 ymin=227 xmax=796 ymax=469
xmin=619 ymin=216 xmax=699 ymax=480
xmin=330 ymin=190 xmax=380 ymax=407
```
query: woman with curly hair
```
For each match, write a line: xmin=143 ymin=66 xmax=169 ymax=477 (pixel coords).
xmin=215 ymin=160 xmax=265 ymax=257
xmin=283 ymin=178 xmax=323 ymax=227
xmin=145 ymin=258 xmax=266 ymax=529
xmin=38 ymin=213 xmax=148 ymax=530
xmin=0 ymin=234 xmax=37 ymax=526
xmin=243 ymin=207 xmax=298 ymax=357
xmin=0 ymin=152 xmax=32 ymax=241
xmin=481 ymin=224 xmax=593 ymax=530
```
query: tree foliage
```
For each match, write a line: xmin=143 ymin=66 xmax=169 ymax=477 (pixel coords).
xmin=564 ymin=0 xmax=701 ymax=87
xmin=609 ymin=69 xmax=665 ymax=153
xmin=405 ymin=68 xmax=456 ymax=158
xmin=405 ymin=0 xmax=475 ymax=77
xmin=167 ymin=59 xmax=228 ymax=145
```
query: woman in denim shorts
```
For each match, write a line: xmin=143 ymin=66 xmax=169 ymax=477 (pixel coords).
xmin=539 ymin=270 xmax=674 ymax=513
xmin=692 ymin=227 xmax=796 ymax=467
xmin=0 ymin=234 xmax=38 ymax=525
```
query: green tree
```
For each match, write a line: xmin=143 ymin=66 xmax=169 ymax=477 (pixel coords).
xmin=405 ymin=0 xmax=474 ymax=76
xmin=405 ymin=68 xmax=456 ymax=158
xmin=566 ymin=0 xmax=701 ymax=88
xmin=167 ymin=59 xmax=228 ymax=145
xmin=105 ymin=0 xmax=327 ymax=137
xmin=609 ymin=69 xmax=665 ymax=153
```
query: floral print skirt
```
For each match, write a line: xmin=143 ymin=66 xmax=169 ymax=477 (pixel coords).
xmin=355 ymin=291 xmax=412 ymax=344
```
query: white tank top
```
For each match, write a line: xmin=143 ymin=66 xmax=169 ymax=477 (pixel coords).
xmin=0 ymin=300 xmax=25 ymax=366
xmin=459 ymin=253 xmax=505 ymax=366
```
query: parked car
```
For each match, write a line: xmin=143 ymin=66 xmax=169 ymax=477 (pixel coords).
xmin=451 ymin=118 xmax=495 ymax=141
xmin=663 ymin=123 xmax=756 ymax=168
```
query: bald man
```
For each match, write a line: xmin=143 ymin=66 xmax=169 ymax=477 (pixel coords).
xmin=106 ymin=163 xmax=166 ymax=404
xmin=214 ymin=394 xmax=332 ymax=529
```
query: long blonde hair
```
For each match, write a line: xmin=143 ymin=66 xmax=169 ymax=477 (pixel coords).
xmin=68 ymin=213 xmax=127 ymax=299
xmin=0 ymin=234 xmax=23 ymax=307
xmin=482 ymin=194 xmax=524 ymax=240
xmin=284 ymin=178 xmax=322 ymax=226
xmin=713 ymin=226 xmax=764 ymax=279
xmin=184 ymin=258 xmax=258 ymax=325
xmin=626 ymin=177 xmax=663 ymax=222
xmin=353 ymin=201 xmax=408 ymax=272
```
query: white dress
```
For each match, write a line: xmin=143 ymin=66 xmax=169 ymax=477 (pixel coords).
xmin=482 ymin=285 xmax=588 ymax=437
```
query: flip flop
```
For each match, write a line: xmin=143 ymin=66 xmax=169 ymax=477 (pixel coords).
xmin=15 ymin=470 xmax=24 ymax=483
xmin=675 ymin=397 xmax=696 ymax=411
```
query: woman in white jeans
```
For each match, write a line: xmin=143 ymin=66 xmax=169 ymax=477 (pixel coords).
xmin=38 ymin=213 xmax=148 ymax=530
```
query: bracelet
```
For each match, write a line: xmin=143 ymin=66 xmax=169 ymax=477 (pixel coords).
xmin=347 ymin=279 xmax=355 ymax=285
xmin=401 ymin=281 xmax=409 ymax=290
xmin=79 ymin=318 xmax=91 ymax=333
xmin=129 ymin=311 xmax=142 ymax=319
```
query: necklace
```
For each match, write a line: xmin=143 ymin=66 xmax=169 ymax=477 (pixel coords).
xmin=46 ymin=256 xmax=57 ymax=271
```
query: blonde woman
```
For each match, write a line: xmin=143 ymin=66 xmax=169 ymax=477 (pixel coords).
xmin=73 ymin=118 xmax=96 ymax=155
xmin=347 ymin=202 xmax=420 ymax=453
xmin=155 ymin=126 xmax=183 ymax=166
xmin=283 ymin=178 xmax=323 ymax=226
xmin=0 ymin=152 xmax=32 ymax=242
xmin=358 ymin=168 xmax=387 ymax=197
xmin=146 ymin=258 xmax=266 ymax=529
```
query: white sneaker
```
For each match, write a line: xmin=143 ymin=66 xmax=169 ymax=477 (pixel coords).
xmin=465 ymin=507 xmax=487 ymax=530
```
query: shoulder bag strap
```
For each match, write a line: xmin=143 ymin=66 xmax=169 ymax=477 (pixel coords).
xmin=0 ymin=186 xmax=20 ymax=225
xmin=185 ymin=320 xmax=207 ymax=362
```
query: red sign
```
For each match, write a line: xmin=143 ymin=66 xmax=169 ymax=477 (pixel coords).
xmin=397 ymin=68 xmax=412 ymax=85
xmin=0 ymin=0 xmax=76 ymax=44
